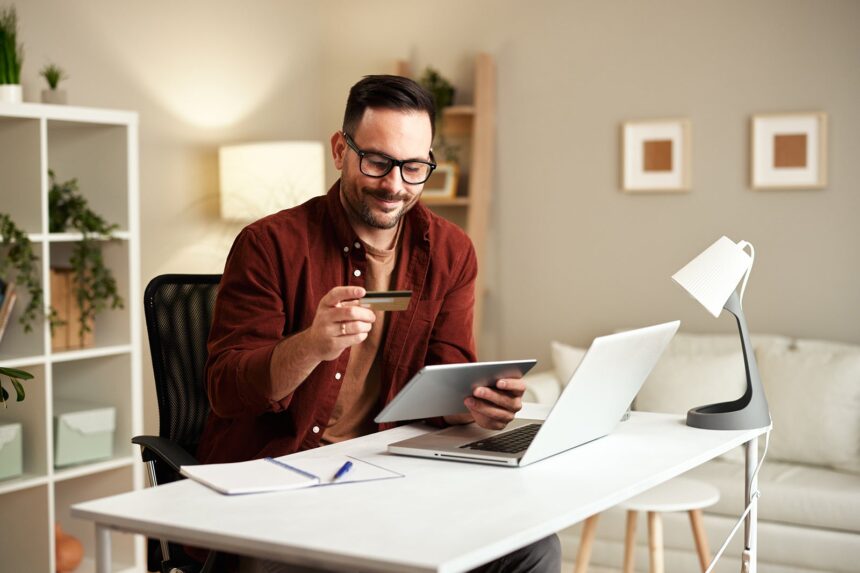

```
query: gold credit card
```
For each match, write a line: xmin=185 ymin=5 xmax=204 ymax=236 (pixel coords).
xmin=359 ymin=290 xmax=412 ymax=311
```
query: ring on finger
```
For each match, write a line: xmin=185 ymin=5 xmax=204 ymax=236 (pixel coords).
xmin=341 ymin=323 xmax=346 ymax=335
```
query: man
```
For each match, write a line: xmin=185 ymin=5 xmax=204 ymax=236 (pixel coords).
xmin=198 ymin=75 xmax=560 ymax=572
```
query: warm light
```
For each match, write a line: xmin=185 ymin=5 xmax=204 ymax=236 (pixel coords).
xmin=219 ymin=142 xmax=325 ymax=221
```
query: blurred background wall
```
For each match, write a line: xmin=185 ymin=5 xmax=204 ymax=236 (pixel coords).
xmin=14 ymin=0 xmax=860 ymax=433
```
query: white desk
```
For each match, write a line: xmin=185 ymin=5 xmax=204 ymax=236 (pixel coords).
xmin=72 ymin=412 xmax=767 ymax=573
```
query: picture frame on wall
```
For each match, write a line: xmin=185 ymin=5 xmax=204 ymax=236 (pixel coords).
xmin=751 ymin=112 xmax=827 ymax=190
xmin=421 ymin=162 xmax=459 ymax=202
xmin=622 ymin=118 xmax=691 ymax=193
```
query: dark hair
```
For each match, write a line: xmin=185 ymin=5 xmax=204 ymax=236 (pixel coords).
xmin=342 ymin=75 xmax=436 ymax=138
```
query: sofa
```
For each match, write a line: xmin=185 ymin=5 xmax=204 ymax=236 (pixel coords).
xmin=521 ymin=332 xmax=860 ymax=573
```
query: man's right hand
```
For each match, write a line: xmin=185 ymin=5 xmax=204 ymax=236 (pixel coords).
xmin=305 ymin=286 xmax=376 ymax=361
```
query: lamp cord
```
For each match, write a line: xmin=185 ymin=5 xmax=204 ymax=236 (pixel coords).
xmin=704 ymin=428 xmax=771 ymax=573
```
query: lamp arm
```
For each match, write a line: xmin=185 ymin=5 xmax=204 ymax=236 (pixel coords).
xmin=685 ymin=290 xmax=771 ymax=430
xmin=723 ymin=291 xmax=757 ymax=405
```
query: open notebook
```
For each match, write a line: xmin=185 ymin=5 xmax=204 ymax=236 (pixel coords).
xmin=180 ymin=454 xmax=403 ymax=495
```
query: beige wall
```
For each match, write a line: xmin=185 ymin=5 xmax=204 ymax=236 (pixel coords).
xmin=12 ymin=0 xmax=860 ymax=431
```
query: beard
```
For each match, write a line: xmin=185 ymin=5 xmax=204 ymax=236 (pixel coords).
xmin=341 ymin=180 xmax=416 ymax=230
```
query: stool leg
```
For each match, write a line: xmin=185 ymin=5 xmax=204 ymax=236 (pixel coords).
xmin=574 ymin=514 xmax=600 ymax=573
xmin=647 ymin=511 xmax=664 ymax=573
xmin=689 ymin=509 xmax=711 ymax=572
xmin=623 ymin=510 xmax=637 ymax=573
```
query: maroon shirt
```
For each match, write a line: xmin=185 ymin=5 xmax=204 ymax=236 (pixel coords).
xmin=196 ymin=181 xmax=477 ymax=464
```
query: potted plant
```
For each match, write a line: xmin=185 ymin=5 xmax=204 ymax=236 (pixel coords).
xmin=40 ymin=63 xmax=68 ymax=104
xmin=418 ymin=67 xmax=459 ymax=163
xmin=0 ymin=212 xmax=49 ymax=332
xmin=0 ymin=5 xmax=24 ymax=104
xmin=49 ymin=171 xmax=124 ymax=345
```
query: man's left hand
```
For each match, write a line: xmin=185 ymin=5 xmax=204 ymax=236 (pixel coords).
xmin=443 ymin=377 xmax=525 ymax=430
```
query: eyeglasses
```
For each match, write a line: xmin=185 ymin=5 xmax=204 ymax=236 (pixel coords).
xmin=343 ymin=132 xmax=436 ymax=185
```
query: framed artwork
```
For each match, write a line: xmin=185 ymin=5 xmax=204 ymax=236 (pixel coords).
xmin=751 ymin=112 xmax=827 ymax=189
xmin=421 ymin=162 xmax=459 ymax=202
xmin=622 ymin=118 xmax=691 ymax=192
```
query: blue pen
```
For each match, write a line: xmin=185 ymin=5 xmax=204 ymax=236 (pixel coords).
xmin=332 ymin=460 xmax=353 ymax=482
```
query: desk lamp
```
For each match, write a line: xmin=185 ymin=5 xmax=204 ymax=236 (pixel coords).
xmin=672 ymin=236 xmax=771 ymax=430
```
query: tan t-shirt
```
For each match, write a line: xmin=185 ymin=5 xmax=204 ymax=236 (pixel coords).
xmin=321 ymin=227 xmax=402 ymax=444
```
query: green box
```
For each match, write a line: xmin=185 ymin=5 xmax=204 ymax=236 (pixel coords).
xmin=54 ymin=401 xmax=115 ymax=468
xmin=0 ymin=422 xmax=23 ymax=480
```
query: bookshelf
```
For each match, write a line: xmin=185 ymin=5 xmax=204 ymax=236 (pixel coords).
xmin=396 ymin=54 xmax=496 ymax=337
xmin=0 ymin=102 xmax=142 ymax=572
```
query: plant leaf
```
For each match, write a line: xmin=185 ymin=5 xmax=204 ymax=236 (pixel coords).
xmin=0 ymin=366 xmax=34 ymax=379
xmin=0 ymin=383 xmax=8 ymax=405
xmin=10 ymin=377 xmax=25 ymax=401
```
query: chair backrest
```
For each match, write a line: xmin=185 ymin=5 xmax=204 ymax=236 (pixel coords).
xmin=144 ymin=274 xmax=220 ymax=457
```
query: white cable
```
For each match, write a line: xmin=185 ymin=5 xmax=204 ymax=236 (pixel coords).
xmin=704 ymin=429 xmax=771 ymax=573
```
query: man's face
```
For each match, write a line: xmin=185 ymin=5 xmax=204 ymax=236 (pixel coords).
xmin=333 ymin=108 xmax=433 ymax=231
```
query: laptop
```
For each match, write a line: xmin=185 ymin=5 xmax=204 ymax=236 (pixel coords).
xmin=387 ymin=320 xmax=680 ymax=467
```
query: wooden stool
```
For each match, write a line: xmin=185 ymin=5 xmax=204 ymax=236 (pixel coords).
xmin=574 ymin=478 xmax=719 ymax=573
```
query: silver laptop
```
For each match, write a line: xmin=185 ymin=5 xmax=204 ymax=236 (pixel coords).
xmin=387 ymin=320 xmax=680 ymax=467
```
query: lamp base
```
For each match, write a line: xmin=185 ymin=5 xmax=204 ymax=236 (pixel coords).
xmin=686 ymin=400 xmax=771 ymax=431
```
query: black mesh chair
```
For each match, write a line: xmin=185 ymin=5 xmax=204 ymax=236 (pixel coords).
xmin=133 ymin=274 xmax=221 ymax=573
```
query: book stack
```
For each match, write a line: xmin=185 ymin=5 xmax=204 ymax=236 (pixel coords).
xmin=0 ymin=279 xmax=17 ymax=346
xmin=51 ymin=268 xmax=95 ymax=351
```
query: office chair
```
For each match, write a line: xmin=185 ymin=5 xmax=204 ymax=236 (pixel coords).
xmin=133 ymin=274 xmax=221 ymax=573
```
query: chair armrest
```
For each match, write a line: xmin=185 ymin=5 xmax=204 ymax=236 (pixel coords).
xmin=132 ymin=435 xmax=199 ymax=473
xmin=522 ymin=370 xmax=562 ymax=405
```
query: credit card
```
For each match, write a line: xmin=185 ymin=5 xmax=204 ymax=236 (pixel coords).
xmin=358 ymin=290 xmax=412 ymax=311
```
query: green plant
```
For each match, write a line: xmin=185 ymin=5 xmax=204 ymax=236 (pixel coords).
xmin=0 ymin=365 xmax=32 ymax=406
xmin=0 ymin=213 xmax=47 ymax=331
xmin=40 ymin=63 xmax=67 ymax=90
xmin=418 ymin=67 xmax=460 ymax=162
xmin=0 ymin=5 xmax=23 ymax=85
xmin=49 ymin=170 xmax=124 ymax=342
xmin=419 ymin=67 xmax=455 ymax=112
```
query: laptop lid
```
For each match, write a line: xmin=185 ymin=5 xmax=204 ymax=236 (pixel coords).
xmin=519 ymin=320 xmax=680 ymax=466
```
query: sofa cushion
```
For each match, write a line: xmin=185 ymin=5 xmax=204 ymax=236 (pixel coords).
xmin=685 ymin=458 xmax=860 ymax=534
xmin=551 ymin=341 xmax=586 ymax=387
xmin=758 ymin=341 xmax=860 ymax=474
xmin=635 ymin=350 xmax=747 ymax=415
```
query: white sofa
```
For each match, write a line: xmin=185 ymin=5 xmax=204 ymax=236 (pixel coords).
xmin=522 ymin=332 xmax=860 ymax=573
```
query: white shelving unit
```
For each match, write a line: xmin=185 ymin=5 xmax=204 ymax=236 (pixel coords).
xmin=0 ymin=102 xmax=143 ymax=573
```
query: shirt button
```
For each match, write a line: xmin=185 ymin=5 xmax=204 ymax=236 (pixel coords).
xmin=335 ymin=372 xmax=342 ymax=380
xmin=354 ymin=242 xmax=361 ymax=249
xmin=312 ymin=425 xmax=320 ymax=434
xmin=343 ymin=246 xmax=349 ymax=253
xmin=353 ymin=269 xmax=361 ymax=277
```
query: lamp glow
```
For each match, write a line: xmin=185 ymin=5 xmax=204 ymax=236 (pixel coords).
xmin=672 ymin=236 xmax=771 ymax=430
xmin=219 ymin=142 xmax=325 ymax=221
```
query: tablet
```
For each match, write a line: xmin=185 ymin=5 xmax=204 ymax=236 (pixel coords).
xmin=374 ymin=359 xmax=537 ymax=423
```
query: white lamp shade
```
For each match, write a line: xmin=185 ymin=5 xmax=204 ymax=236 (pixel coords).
xmin=219 ymin=141 xmax=325 ymax=221
xmin=672 ymin=236 xmax=753 ymax=318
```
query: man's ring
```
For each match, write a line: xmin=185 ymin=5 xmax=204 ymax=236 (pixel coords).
xmin=341 ymin=323 xmax=346 ymax=335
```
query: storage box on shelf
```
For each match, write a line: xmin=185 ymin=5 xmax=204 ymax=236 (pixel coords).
xmin=0 ymin=101 xmax=142 ymax=573
xmin=523 ymin=332 xmax=860 ymax=573
xmin=0 ymin=422 xmax=23 ymax=479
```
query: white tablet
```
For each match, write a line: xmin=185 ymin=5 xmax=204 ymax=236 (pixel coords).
xmin=374 ymin=359 xmax=537 ymax=423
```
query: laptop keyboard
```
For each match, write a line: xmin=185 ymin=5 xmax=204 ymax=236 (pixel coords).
xmin=459 ymin=423 xmax=541 ymax=453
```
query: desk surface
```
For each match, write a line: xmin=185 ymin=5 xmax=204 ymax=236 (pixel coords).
xmin=72 ymin=412 xmax=766 ymax=573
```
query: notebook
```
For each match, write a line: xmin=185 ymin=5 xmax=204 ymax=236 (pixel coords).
xmin=181 ymin=454 xmax=403 ymax=495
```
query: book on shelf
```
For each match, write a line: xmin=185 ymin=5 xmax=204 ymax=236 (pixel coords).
xmin=50 ymin=268 xmax=95 ymax=351
xmin=0 ymin=281 xmax=17 ymax=345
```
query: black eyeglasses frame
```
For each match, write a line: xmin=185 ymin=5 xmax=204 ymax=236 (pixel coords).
xmin=342 ymin=132 xmax=437 ymax=185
